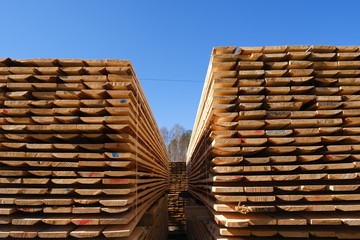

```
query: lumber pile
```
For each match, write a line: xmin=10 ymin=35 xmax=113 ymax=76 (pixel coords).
xmin=186 ymin=197 xmax=213 ymax=240
xmin=0 ymin=58 xmax=169 ymax=239
xmin=186 ymin=45 xmax=360 ymax=239
xmin=139 ymin=195 xmax=169 ymax=240
xmin=168 ymin=161 xmax=186 ymax=231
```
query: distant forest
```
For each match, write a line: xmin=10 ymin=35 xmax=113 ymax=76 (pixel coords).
xmin=160 ymin=124 xmax=191 ymax=162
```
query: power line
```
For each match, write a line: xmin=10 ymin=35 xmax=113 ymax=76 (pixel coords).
xmin=140 ymin=78 xmax=203 ymax=83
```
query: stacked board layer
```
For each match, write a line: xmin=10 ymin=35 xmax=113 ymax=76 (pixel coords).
xmin=186 ymin=45 xmax=360 ymax=239
xmin=168 ymin=161 xmax=186 ymax=231
xmin=0 ymin=58 xmax=169 ymax=239
xmin=138 ymin=195 xmax=169 ymax=240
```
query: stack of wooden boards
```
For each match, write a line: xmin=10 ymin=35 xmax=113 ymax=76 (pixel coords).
xmin=168 ymin=161 xmax=186 ymax=231
xmin=138 ymin=195 xmax=169 ymax=240
xmin=186 ymin=45 xmax=360 ymax=239
xmin=0 ymin=58 xmax=169 ymax=239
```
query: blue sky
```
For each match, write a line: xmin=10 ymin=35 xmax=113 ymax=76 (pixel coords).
xmin=1 ymin=0 xmax=359 ymax=130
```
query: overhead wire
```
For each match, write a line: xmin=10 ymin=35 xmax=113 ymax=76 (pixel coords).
xmin=140 ymin=78 xmax=203 ymax=83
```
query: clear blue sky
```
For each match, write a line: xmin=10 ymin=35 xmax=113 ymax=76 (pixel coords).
xmin=1 ymin=0 xmax=359 ymax=130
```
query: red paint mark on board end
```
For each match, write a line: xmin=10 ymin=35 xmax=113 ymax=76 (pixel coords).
xmin=74 ymin=219 xmax=92 ymax=225
xmin=107 ymin=178 xmax=129 ymax=184
xmin=2 ymin=109 xmax=8 ymax=114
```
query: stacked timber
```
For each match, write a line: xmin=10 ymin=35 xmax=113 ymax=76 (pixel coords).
xmin=186 ymin=197 xmax=213 ymax=240
xmin=0 ymin=58 xmax=169 ymax=239
xmin=139 ymin=195 xmax=169 ymax=240
xmin=186 ymin=45 xmax=360 ymax=239
xmin=168 ymin=161 xmax=186 ymax=231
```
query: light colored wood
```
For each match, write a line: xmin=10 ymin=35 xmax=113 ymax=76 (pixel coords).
xmin=9 ymin=225 xmax=44 ymax=238
xmin=70 ymin=225 xmax=105 ymax=238
xmin=0 ymin=58 xmax=168 ymax=240
xmin=38 ymin=225 xmax=75 ymax=238
xmin=188 ymin=45 xmax=360 ymax=240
